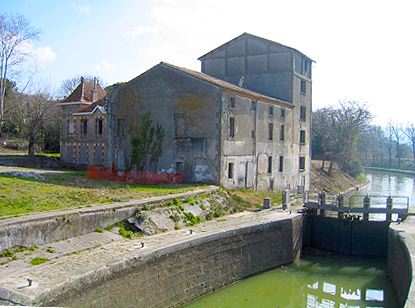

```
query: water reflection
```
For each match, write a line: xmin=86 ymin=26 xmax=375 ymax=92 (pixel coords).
xmin=184 ymin=255 xmax=398 ymax=308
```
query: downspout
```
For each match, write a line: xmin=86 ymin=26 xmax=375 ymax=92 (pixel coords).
xmin=254 ymin=99 xmax=258 ymax=190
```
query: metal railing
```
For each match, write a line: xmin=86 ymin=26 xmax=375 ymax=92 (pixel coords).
xmin=304 ymin=192 xmax=410 ymax=222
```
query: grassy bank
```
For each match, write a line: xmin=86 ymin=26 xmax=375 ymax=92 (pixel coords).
xmin=0 ymin=171 xmax=205 ymax=217
xmin=310 ymin=160 xmax=366 ymax=193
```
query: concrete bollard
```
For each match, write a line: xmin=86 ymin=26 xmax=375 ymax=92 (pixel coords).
xmin=263 ymin=198 xmax=271 ymax=209
xmin=386 ymin=196 xmax=393 ymax=222
xmin=363 ymin=195 xmax=370 ymax=221
xmin=318 ymin=191 xmax=326 ymax=216
xmin=337 ymin=194 xmax=344 ymax=219
xmin=282 ymin=190 xmax=290 ymax=210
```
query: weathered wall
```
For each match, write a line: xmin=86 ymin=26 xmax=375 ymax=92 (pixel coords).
xmin=388 ymin=217 xmax=415 ymax=308
xmin=0 ymin=187 xmax=217 ymax=251
xmin=201 ymin=34 xmax=312 ymax=192
xmin=109 ymin=64 xmax=221 ymax=183
xmin=48 ymin=214 xmax=303 ymax=308
xmin=60 ymin=106 xmax=108 ymax=167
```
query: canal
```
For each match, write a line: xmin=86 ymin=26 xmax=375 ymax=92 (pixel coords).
xmin=185 ymin=170 xmax=414 ymax=307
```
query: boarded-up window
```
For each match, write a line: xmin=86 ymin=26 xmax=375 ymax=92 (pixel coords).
xmin=81 ymin=119 xmax=88 ymax=135
xmin=96 ymin=119 xmax=103 ymax=136
xmin=80 ymin=146 xmax=88 ymax=165
xmin=279 ymin=156 xmax=284 ymax=172
xmin=268 ymin=123 xmax=273 ymax=141
xmin=268 ymin=156 xmax=272 ymax=174
xmin=117 ymin=118 xmax=125 ymax=136
xmin=174 ymin=114 xmax=185 ymax=137
xmin=269 ymin=106 xmax=274 ymax=116
xmin=68 ymin=120 xmax=75 ymax=135
xmin=229 ymin=117 xmax=235 ymax=138
xmin=300 ymin=79 xmax=306 ymax=94
xmin=280 ymin=124 xmax=285 ymax=141
xmin=300 ymin=130 xmax=306 ymax=144
xmin=175 ymin=162 xmax=183 ymax=172
xmin=228 ymin=163 xmax=234 ymax=179
xmin=280 ymin=109 xmax=286 ymax=121
xmin=299 ymin=156 xmax=305 ymax=170
xmin=300 ymin=106 xmax=306 ymax=122
xmin=95 ymin=146 xmax=103 ymax=166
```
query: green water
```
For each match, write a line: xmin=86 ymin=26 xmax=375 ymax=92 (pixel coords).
xmin=184 ymin=254 xmax=398 ymax=308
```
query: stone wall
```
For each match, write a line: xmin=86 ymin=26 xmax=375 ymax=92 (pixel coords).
xmin=388 ymin=217 xmax=415 ymax=308
xmin=49 ymin=214 xmax=303 ymax=307
xmin=0 ymin=187 xmax=217 ymax=251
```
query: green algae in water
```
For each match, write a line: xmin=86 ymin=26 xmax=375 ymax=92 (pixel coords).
xmin=184 ymin=254 xmax=399 ymax=308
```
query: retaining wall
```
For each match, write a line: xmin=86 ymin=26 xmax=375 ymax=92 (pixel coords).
xmin=388 ymin=217 xmax=415 ymax=308
xmin=0 ymin=187 xmax=217 ymax=251
xmin=54 ymin=215 xmax=302 ymax=307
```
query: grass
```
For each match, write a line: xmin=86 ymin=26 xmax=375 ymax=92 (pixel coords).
xmin=0 ymin=245 xmax=38 ymax=258
xmin=30 ymin=257 xmax=48 ymax=265
xmin=230 ymin=189 xmax=282 ymax=208
xmin=0 ymin=171 xmax=205 ymax=217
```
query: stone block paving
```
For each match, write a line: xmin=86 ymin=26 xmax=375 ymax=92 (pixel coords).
xmin=0 ymin=208 xmax=294 ymax=305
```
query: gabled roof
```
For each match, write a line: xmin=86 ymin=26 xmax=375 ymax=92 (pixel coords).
xmin=62 ymin=77 xmax=107 ymax=103
xmin=198 ymin=32 xmax=314 ymax=62
xmin=160 ymin=62 xmax=293 ymax=108
xmin=74 ymin=98 xmax=107 ymax=115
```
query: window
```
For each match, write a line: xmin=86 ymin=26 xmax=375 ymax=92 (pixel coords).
xmin=96 ymin=119 xmax=103 ymax=136
xmin=228 ymin=163 xmax=234 ymax=179
xmin=300 ymin=130 xmax=306 ymax=144
xmin=117 ymin=118 xmax=125 ymax=136
xmin=280 ymin=124 xmax=285 ymax=141
xmin=300 ymin=79 xmax=306 ymax=94
xmin=251 ymin=130 xmax=255 ymax=138
xmin=268 ymin=123 xmax=273 ymax=141
xmin=299 ymin=156 xmax=306 ymax=170
xmin=174 ymin=113 xmax=185 ymax=137
xmin=279 ymin=156 xmax=284 ymax=172
xmin=68 ymin=120 xmax=75 ymax=135
xmin=230 ymin=97 xmax=236 ymax=108
xmin=229 ymin=117 xmax=235 ymax=138
xmin=175 ymin=162 xmax=183 ymax=172
xmin=300 ymin=106 xmax=306 ymax=122
xmin=81 ymin=119 xmax=88 ymax=135
xmin=280 ymin=108 xmax=286 ymax=121
xmin=268 ymin=156 xmax=273 ymax=174
xmin=269 ymin=106 xmax=274 ymax=116
xmin=269 ymin=179 xmax=274 ymax=190
xmin=251 ymin=101 xmax=257 ymax=111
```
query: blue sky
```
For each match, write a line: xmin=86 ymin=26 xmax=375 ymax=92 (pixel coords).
xmin=1 ymin=0 xmax=415 ymax=125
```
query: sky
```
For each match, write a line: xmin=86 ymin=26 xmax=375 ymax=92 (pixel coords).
xmin=1 ymin=0 xmax=415 ymax=125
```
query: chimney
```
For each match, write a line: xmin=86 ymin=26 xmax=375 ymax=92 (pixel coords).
xmin=238 ymin=76 xmax=245 ymax=87
xmin=93 ymin=77 xmax=97 ymax=90
xmin=80 ymin=76 xmax=84 ymax=83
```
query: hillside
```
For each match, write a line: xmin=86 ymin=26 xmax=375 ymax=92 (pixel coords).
xmin=310 ymin=160 xmax=364 ymax=194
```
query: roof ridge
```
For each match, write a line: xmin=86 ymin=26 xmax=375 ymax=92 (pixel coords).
xmin=159 ymin=62 xmax=293 ymax=108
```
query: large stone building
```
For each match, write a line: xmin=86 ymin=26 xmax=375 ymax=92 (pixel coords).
xmin=59 ymin=33 xmax=313 ymax=191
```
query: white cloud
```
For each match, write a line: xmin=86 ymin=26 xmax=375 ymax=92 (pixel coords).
xmin=71 ymin=3 xmax=91 ymax=14
xmin=92 ymin=61 xmax=116 ymax=72
xmin=124 ymin=26 xmax=158 ymax=38
xmin=35 ymin=46 xmax=56 ymax=63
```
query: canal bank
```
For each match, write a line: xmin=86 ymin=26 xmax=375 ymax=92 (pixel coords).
xmin=0 ymin=210 xmax=303 ymax=307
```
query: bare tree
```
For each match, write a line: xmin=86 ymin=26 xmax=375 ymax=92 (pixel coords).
xmin=58 ymin=75 xmax=105 ymax=98
xmin=13 ymin=89 xmax=55 ymax=156
xmin=391 ymin=123 xmax=403 ymax=169
xmin=403 ymin=123 xmax=415 ymax=170
xmin=0 ymin=13 xmax=40 ymax=127
xmin=383 ymin=123 xmax=393 ymax=168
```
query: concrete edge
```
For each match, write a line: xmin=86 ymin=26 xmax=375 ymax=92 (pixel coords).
xmin=365 ymin=166 xmax=415 ymax=176
xmin=0 ymin=186 xmax=218 ymax=226
xmin=0 ymin=186 xmax=218 ymax=251
xmin=388 ymin=219 xmax=415 ymax=308
xmin=2 ymin=213 xmax=302 ymax=306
